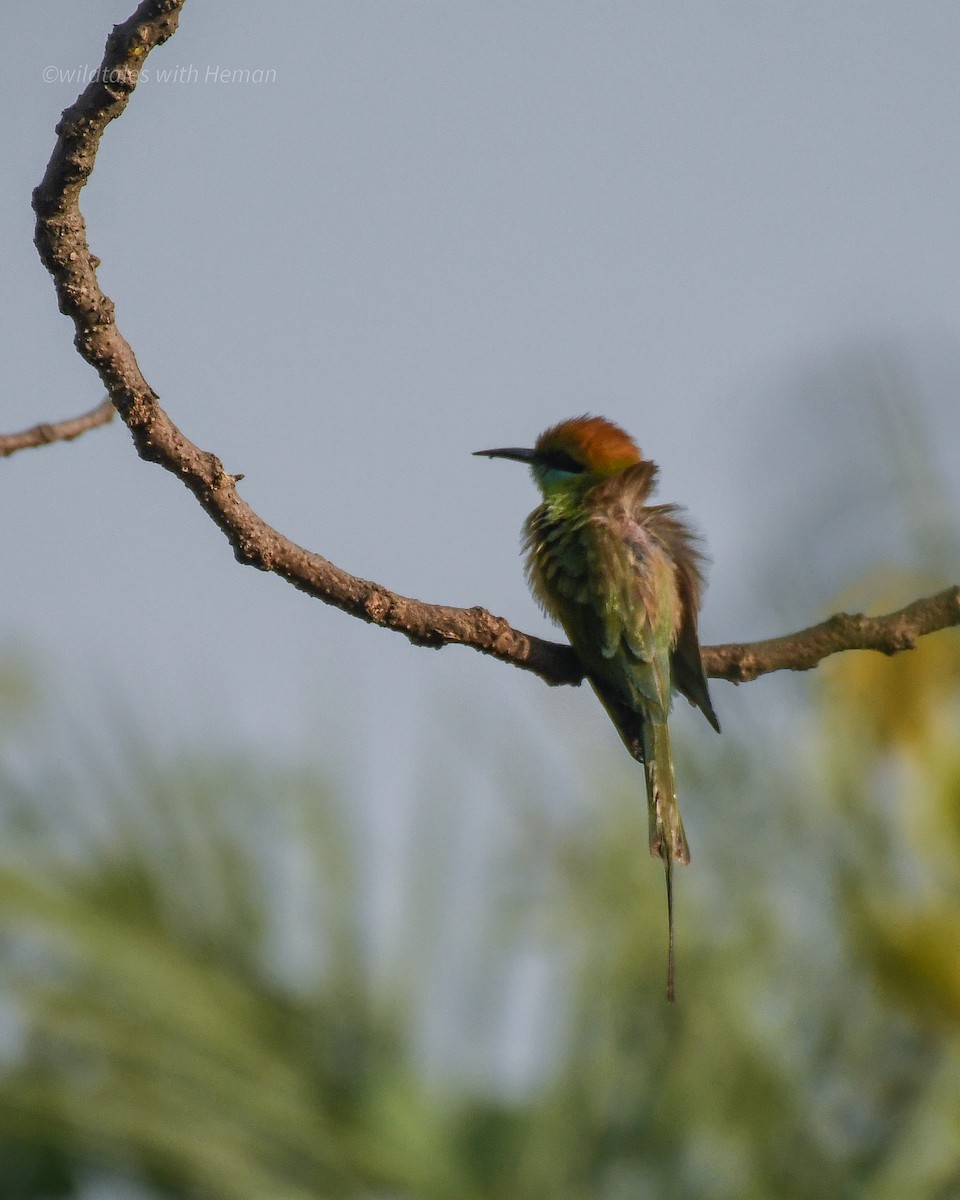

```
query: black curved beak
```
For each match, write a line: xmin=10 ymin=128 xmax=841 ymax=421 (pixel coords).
xmin=473 ymin=447 xmax=538 ymax=464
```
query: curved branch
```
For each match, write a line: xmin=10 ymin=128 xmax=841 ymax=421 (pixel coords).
xmin=703 ymin=586 xmax=960 ymax=683
xmin=31 ymin=0 xmax=960 ymax=693
xmin=0 ymin=397 xmax=114 ymax=458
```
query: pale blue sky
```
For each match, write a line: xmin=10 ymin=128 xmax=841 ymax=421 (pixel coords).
xmin=4 ymin=2 xmax=960 ymax=774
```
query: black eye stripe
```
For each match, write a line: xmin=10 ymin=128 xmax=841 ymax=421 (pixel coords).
xmin=540 ymin=449 xmax=585 ymax=474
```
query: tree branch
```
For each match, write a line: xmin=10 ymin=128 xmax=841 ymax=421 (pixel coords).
xmin=702 ymin=587 xmax=960 ymax=683
xmin=30 ymin=0 xmax=960 ymax=693
xmin=0 ymin=397 xmax=114 ymax=458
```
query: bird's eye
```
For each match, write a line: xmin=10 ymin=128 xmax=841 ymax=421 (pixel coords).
xmin=540 ymin=449 xmax=585 ymax=474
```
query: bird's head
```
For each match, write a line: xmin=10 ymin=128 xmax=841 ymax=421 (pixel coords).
xmin=474 ymin=415 xmax=643 ymax=495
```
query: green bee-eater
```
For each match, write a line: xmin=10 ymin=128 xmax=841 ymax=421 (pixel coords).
xmin=476 ymin=415 xmax=720 ymax=1000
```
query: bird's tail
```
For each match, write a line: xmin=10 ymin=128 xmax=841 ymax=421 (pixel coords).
xmin=642 ymin=718 xmax=690 ymax=1003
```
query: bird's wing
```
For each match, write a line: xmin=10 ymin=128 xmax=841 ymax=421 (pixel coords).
xmin=581 ymin=513 xmax=672 ymax=718
xmin=643 ymin=505 xmax=721 ymax=733
xmin=671 ymin=591 xmax=720 ymax=731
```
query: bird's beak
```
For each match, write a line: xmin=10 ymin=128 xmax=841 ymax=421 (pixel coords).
xmin=473 ymin=447 xmax=538 ymax=464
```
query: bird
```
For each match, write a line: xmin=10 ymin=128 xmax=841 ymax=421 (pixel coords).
xmin=475 ymin=415 xmax=720 ymax=1001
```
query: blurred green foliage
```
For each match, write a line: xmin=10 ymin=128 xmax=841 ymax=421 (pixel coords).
xmin=0 ymin=594 xmax=958 ymax=1200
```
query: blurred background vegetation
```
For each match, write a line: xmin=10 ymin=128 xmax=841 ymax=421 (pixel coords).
xmin=1 ymin=390 xmax=958 ymax=1200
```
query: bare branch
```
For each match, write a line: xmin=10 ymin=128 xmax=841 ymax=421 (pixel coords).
xmin=703 ymin=586 xmax=960 ymax=683
xmin=30 ymin=0 xmax=960 ymax=695
xmin=0 ymin=397 xmax=114 ymax=458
